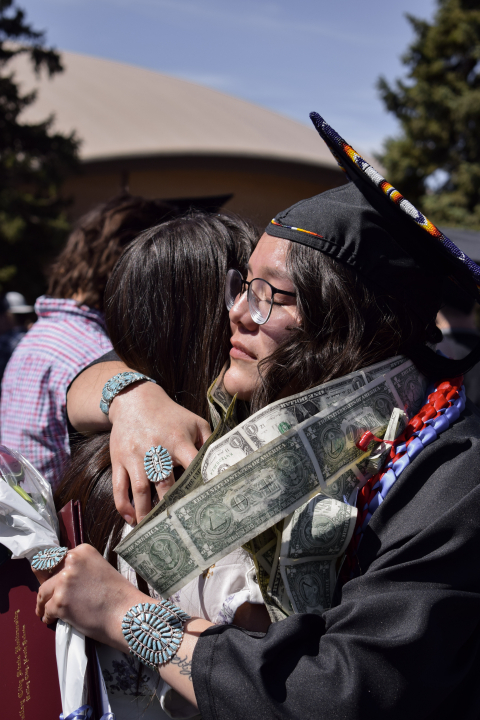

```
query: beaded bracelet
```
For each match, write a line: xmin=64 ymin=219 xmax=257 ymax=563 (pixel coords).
xmin=100 ymin=371 xmax=156 ymax=416
xmin=122 ymin=601 xmax=191 ymax=668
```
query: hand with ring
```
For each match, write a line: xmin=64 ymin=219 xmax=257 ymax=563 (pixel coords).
xmin=66 ymin=361 xmax=212 ymax=525
xmin=31 ymin=546 xmax=68 ymax=585
xmin=108 ymin=381 xmax=211 ymax=524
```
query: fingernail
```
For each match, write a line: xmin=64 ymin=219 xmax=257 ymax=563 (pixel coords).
xmin=125 ymin=515 xmax=135 ymax=526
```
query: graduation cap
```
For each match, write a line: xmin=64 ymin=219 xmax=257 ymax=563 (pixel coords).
xmin=266 ymin=112 xmax=480 ymax=379
xmin=162 ymin=194 xmax=233 ymax=215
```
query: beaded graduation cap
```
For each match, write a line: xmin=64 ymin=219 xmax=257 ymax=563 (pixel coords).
xmin=266 ymin=111 xmax=480 ymax=378
xmin=309 ymin=111 xmax=480 ymax=290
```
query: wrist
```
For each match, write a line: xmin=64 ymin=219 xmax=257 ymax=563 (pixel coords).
xmin=106 ymin=586 xmax=149 ymax=653
xmin=101 ymin=371 xmax=157 ymax=418
xmin=120 ymin=597 xmax=192 ymax=669
xmin=108 ymin=377 xmax=168 ymax=423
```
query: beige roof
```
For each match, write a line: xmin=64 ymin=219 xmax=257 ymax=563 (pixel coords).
xmin=12 ymin=50 xmax=342 ymax=168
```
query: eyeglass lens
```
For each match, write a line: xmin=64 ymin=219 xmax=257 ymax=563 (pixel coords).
xmin=225 ymin=269 xmax=243 ymax=310
xmin=249 ymin=279 xmax=272 ymax=324
xmin=225 ymin=269 xmax=272 ymax=325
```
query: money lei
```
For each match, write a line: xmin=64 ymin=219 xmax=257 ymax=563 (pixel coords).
xmin=143 ymin=371 xmax=239 ymax=520
xmin=116 ymin=357 xmax=427 ymax=619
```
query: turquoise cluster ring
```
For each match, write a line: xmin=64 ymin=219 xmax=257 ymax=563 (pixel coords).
xmin=144 ymin=445 xmax=173 ymax=483
xmin=122 ymin=601 xmax=191 ymax=668
xmin=31 ymin=546 xmax=68 ymax=572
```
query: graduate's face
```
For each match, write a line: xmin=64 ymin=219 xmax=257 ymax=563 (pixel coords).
xmin=224 ymin=234 xmax=299 ymax=400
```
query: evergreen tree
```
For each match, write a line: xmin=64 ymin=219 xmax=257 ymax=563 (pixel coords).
xmin=0 ymin=0 xmax=79 ymax=301
xmin=377 ymin=0 xmax=480 ymax=229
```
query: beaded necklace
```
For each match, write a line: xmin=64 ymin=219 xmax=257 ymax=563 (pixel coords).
xmin=341 ymin=375 xmax=466 ymax=582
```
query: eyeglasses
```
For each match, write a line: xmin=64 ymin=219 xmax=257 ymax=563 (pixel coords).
xmin=225 ymin=268 xmax=296 ymax=325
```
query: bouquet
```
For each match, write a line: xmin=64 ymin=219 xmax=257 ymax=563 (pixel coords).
xmin=0 ymin=444 xmax=113 ymax=719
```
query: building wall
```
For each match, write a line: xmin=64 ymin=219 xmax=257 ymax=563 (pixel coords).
xmin=63 ymin=155 xmax=346 ymax=227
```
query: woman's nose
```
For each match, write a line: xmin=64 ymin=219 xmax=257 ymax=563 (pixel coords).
xmin=229 ymin=290 xmax=257 ymax=329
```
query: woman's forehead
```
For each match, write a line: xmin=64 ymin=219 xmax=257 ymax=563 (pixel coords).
xmin=247 ymin=233 xmax=291 ymax=281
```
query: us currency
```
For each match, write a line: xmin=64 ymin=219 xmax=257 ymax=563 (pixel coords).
xmin=278 ymin=493 xmax=356 ymax=614
xmin=281 ymin=493 xmax=357 ymax=561
xmin=300 ymin=376 xmax=404 ymax=487
xmin=201 ymin=355 xmax=407 ymax=483
xmin=138 ymin=391 xmax=238 ymax=525
xmin=268 ymin=538 xmax=293 ymax=618
xmin=256 ymin=537 xmax=277 ymax=574
xmin=208 ymin=367 xmax=234 ymax=419
xmin=391 ymin=362 xmax=428 ymax=417
xmin=280 ymin=559 xmax=336 ymax=615
xmin=210 ymin=359 xmax=416 ymax=497
xmin=365 ymin=407 xmax=407 ymax=474
xmin=248 ymin=529 xmax=290 ymax=622
xmin=324 ymin=468 xmax=361 ymax=503
xmin=117 ymin=430 xmax=322 ymax=596
xmin=117 ymin=361 xmax=419 ymax=597
xmin=207 ymin=398 xmax=222 ymax=431
xmin=363 ymin=355 xmax=405 ymax=383
xmin=244 ymin=527 xmax=277 ymax=582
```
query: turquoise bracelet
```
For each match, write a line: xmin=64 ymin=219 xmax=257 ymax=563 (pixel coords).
xmin=100 ymin=371 xmax=156 ymax=416
xmin=122 ymin=601 xmax=191 ymax=668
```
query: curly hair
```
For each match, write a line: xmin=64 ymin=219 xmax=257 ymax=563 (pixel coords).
xmin=47 ymin=193 xmax=177 ymax=310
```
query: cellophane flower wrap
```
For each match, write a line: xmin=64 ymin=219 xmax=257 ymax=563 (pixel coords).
xmin=0 ymin=444 xmax=99 ymax=717
xmin=0 ymin=444 xmax=59 ymax=558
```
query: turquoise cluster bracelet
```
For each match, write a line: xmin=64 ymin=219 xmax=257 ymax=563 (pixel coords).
xmin=100 ymin=371 xmax=156 ymax=416
xmin=122 ymin=601 xmax=191 ymax=668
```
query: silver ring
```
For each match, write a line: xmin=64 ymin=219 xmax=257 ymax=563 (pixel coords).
xmin=144 ymin=445 xmax=173 ymax=483
xmin=31 ymin=546 xmax=68 ymax=572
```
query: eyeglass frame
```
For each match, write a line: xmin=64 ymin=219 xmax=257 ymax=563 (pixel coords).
xmin=225 ymin=267 xmax=296 ymax=325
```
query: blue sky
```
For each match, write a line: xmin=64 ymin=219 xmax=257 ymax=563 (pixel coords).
xmin=21 ymin=0 xmax=437 ymax=153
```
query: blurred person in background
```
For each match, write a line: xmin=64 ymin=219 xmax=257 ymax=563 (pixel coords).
xmin=0 ymin=193 xmax=176 ymax=489
xmin=0 ymin=291 xmax=35 ymax=386
xmin=436 ymin=229 xmax=480 ymax=407
xmin=437 ymin=281 xmax=480 ymax=407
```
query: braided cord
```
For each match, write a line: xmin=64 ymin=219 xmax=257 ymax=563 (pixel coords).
xmin=342 ymin=376 xmax=465 ymax=581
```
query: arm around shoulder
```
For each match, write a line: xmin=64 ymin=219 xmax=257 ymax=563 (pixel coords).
xmin=66 ymin=357 xmax=128 ymax=432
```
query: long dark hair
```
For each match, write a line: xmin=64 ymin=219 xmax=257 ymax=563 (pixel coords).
xmin=55 ymin=433 xmax=125 ymax=564
xmin=55 ymin=212 xmax=258 ymax=568
xmin=250 ymin=241 xmax=442 ymax=412
xmin=105 ymin=213 xmax=255 ymax=419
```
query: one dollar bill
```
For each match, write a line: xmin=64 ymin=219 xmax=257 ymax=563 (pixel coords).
xmin=201 ymin=356 xmax=406 ymax=483
xmin=116 ymin=359 xmax=425 ymax=597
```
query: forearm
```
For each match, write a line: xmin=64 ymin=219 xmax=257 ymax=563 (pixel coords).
xmin=36 ymin=548 xmax=210 ymax=709
xmin=85 ymin=584 xmax=207 ymax=708
xmin=66 ymin=359 xmax=127 ymax=431
xmin=161 ymin=618 xmax=210 ymax=707
xmin=111 ymin=608 xmax=206 ymax=708
xmin=67 ymin=359 xmax=211 ymax=521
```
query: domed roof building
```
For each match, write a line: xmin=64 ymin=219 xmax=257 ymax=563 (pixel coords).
xmin=14 ymin=50 xmax=350 ymax=225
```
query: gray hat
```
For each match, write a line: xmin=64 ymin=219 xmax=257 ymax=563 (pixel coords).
xmin=5 ymin=292 xmax=34 ymax=314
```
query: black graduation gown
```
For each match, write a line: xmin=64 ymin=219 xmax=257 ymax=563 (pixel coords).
xmin=192 ymin=401 xmax=480 ymax=720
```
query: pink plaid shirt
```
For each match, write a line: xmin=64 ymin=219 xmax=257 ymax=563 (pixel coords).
xmin=0 ymin=296 xmax=112 ymax=489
